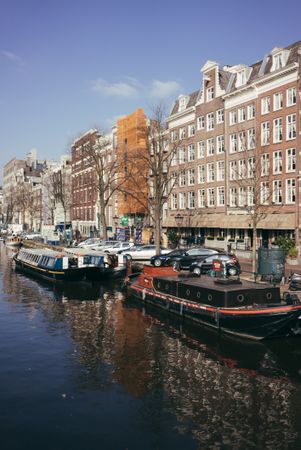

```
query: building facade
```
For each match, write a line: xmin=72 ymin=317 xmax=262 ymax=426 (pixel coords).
xmin=164 ymin=40 xmax=301 ymax=252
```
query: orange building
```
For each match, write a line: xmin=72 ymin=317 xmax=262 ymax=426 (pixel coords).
xmin=117 ymin=108 xmax=148 ymax=219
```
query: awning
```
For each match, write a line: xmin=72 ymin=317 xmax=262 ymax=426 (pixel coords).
xmin=163 ymin=212 xmax=296 ymax=230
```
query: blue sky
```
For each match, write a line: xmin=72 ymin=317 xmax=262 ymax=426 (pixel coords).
xmin=0 ymin=0 xmax=300 ymax=181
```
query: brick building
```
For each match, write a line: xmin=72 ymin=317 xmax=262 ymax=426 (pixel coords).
xmin=164 ymin=40 xmax=301 ymax=252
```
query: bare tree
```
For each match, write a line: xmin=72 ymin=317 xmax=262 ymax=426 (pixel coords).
xmin=228 ymin=127 xmax=279 ymax=275
xmin=80 ymin=131 xmax=127 ymax=241
xmin=123 ymin=105 xmax=180 ymax=254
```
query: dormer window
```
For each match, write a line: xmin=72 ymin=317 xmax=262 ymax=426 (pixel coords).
xmin=236 ymin=70 xmax=246 ymax=86
xmin=206 ymin=87 xmax=214 ymax=101
xmin=178 ymin=95 xmax=188 ymax=112
xmin=270 ymin=48 xmax=290 ymax=72
xmin=273 ymin=53 xmax=282 ymax=70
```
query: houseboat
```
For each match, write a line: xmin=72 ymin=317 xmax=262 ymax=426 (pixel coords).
xmin=13 ymin=248 xmax=87 ymax=282
xmin=63 ymin=247 xmax=128 ymax=280
xmin=126 ymin=265 xmax=301 ymax=341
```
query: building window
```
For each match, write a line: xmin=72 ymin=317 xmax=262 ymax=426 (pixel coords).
xmin=170 ymin=130 xmax=177 ymax=141
xmin=217 ymin=186 xmax=225 ymax=206
xmin=207 ymin=162 xmax=215 ymax=182
xmin=261 ymin=97 xmax=270 ymax=114
xmin=229 ymin=133 xmax=237 ymax=153
xmin=286 ymin=148 xmax=296 ymax=172
xmin=238 ymin=132 xmax=246 ymax=152
xmin=206 ymin=112 xmax=214 ymax=131
xmin=198 ymin=165 xmax=205 ymax=183
xmin=229 ymin=110 xmax=237 ymax=126
xmin=229 ymin=160 xmax=237 ymax=180
xmin=247 ymin=128 xmax=255 ymax=150
xmin=206 ymin=87 xmax=214 ymax=101
xmin=188 ymin=144 xmax=195 ymax=162
xmin=238 ymin=187 xmax=247 ymax=207
xmin=171 ymin=193 xmax=178 ymax=210
xmin=237 ymin=70 xmax=246 ymax=86
xmin=238 ymin=159 xmax=246 ymax=179
xmin=273 ymin=118 xmax=283 ymax=143
xmin=216 ymin=109 xmax=224 ymax=124
xmin=198 ymin=189 xmax=205 ymax=207
xmin=188 ymin=191 xmax=195 ymax=209
xmin=273 ymin=92 xmax=283 ymax=111
xmin=188 ymin=124 xmax=195 ymax=137
xmin=207 ymin=188 xmax=215 ymax=207
xmin=286 ymin=114 xmax=296 ymax=140
xmin=171 ymin=149 xmax=177 ymax=166
xmin=206 ymin=138 xmax=214 ymax=156
xmin=247 ymin=157 xmax=255 ymax=178
xmin=179 ymin=170 xmax=186 ymax=187
xmin=229 ymin=187 xmax=237 ymax=207
xmin=179 ymin=147 xmax=186 ymax=164
xmin=261 ymin=122 xmax=270 ymax=145
xmin=248 ymin=186 xmax=255 ymax=206
xmin=187 ymin=168 xmax=195 ymax=186
xmin=238 ymin=107 xmax=246 ymax=123
xmin=273 ymin=150 xmax=282 ymax=174
xmin=217 ymin=135 xmax=224 ymax=154
xmin=197 ymin=141 xmax=205 ymax=159
xmin=179 ymin=127 xmax=186 ymax=139
xmin=216 ymin=160 xmax=225 ymax=181
xmin=197 ymin=115 xmax=205 ymax=130
xmin=247 ymin=104 xmax=255 ymax=120
xmin=272 ymin=180 xmax=282 ymax=204
xmin=286 ymin=179 xmax=296 ymax=204
xmin=287 ymin=87 xmax=296 ymax=107
xmin=273 ymin=53 xmax=282 ymax=70
xmin=179 ymin=192 xmax=186 ymax=209
xmin=260 ymin=181 xmax=269 ymax=204
xmin=261 ymin=153 xmax=269 ymax=176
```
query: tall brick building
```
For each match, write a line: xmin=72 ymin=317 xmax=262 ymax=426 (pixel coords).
xmin=164 ymin=40 xmax=301 ymax=251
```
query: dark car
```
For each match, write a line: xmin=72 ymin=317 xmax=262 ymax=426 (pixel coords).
xmin=169 ymin=247 xmax=224 ymax=270
xmin=189 ymin=253 xmax=240 ymax=276
xmin=150 ymin=248 xmax=189 ymax=267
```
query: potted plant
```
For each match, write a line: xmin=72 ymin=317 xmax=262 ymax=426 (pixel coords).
xmin=287 ymin=247 xmax=298 ymax=265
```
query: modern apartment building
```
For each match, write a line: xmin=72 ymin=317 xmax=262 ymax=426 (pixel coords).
xmin=164 ymin=40 xmax=301 ymax=251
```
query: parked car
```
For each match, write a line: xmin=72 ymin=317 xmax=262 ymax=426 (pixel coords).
xmin=90 ymin=240 xmax=124 ymax=251
xmin=100 ymin=241 xmax=134 ymax=254
xmin=189 ymin=253 xmax=240 ymax=276
xmin=121 ymin=245 xmax=171 ymax=261
xmin=77 ymin=238 xmax=102 ymax=248
xmin=23 ymin=232 xmax=42 ymax=241
xmin=172 ymin=247 xmax=223 ymax=270
xmin=150 ymin=248 xmax=189 ymax=267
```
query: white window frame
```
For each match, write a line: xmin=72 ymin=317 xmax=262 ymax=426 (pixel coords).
xmin=216 ymin=109 xmax=224 ymax=124
xmin=171 ymin=193 xmax=178 ymax=210
xmin=206 ymin=86 xmax=214 ymax=102
xmin=217 ymin=186 xmax=225 ymax=206
xmin=207 ymin=162 xmax=215 ymax=182
xmin=206 ymin=112 xmax=214 ymax=131
xmin=207 ymin=188 xmax=215 ymax=207
xmin=286 ymin=114 xmax=296 ymax=140
xmin=229 ymin=110 xmax=237 ymax=126
xmin=197 ymin=116 xmax=205 ymax=130
xmin=238 ymin=107 xmax=246 ymax=123
xmin=179 ymin=192 xmax=186 ymax=209
xmin=179 ymin=147 xmax=186 ymax=164
xmin=247 ymin=104 xmax=255 ymax=120
xmin=273 ymin=92 xmax=283 ymax=111
xmin=198 ymin=165 xmax=205 ymax=184
xmin=229 ymin=133 xmax=237 ymax=153
xmin=261 ymin=122 xmax=270 ymax=146
xmin=286 ymin=148 xmax=296 ymax=173
xmin=188 ymin=123 xmax=195 ymax=137
xmin=229 ymin=187 xmax=237 ymax=207
xmin=260 ymin=181 xmax=269 ymax=205
xmin=272 ymin=180 xmax=282 ymax=204
xmin=216 ymin=135 xmax=224 ymax=154
xmin=216 ymin=160 xmax=225 ymax=181
xmin=261 ymin=153 xmax=269 ymax=176
xmin=286 ymin=179 xmax=296 ymax=204
xmin=198 ymin=189 xmax=205 ymax=207
xmin=197 ymin=141 xmax=205 ymax=159
xmin=261 ymin=97 xmax=270 ymax=115
xmin=206 ymin=138 xmax=214 ymax=156
xmin=273 ymin=117 xmax=283 ymax=143
xmin=273 ymin=150 xmax=282 ymax=175
xmin=188 ymin=191 xmax=195 ymax=209
xmin=188 ymin=144 xmax=195 ymax=162
xmin=187 ymin=168 xmax=195 ymax=186
xmin=287 ymin=87 xmax=296 ymax=107
xmin=247 ymin=128 xmax=255 ymax=150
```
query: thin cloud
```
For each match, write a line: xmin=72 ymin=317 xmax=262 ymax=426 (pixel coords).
xmin=92 ymin=78 xmax=139 ymax=98
xmin=149 ymin=80 xmax=181 ymax=98
xmin=1 ymin=50 xmax=26 ymax=67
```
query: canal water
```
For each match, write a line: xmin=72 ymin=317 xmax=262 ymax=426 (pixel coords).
xmin=1 ymin=244 xmax=301 ymax=450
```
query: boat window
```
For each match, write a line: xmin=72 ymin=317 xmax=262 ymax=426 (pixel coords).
xmin=46 ymin=258 xmax=55 ymax=268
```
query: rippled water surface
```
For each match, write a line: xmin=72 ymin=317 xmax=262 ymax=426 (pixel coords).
xmin=1 ymin=244 xmax=301 ymax=450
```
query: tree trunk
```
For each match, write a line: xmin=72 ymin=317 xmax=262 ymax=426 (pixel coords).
xmin=252 ymin=220 xmax=257 ymax=279
xmin=154 ymin=199 xmax=161 ymax=255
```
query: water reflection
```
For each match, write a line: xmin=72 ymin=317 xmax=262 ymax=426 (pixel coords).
xmin=1 ymin=243 xmax=301 ymax=449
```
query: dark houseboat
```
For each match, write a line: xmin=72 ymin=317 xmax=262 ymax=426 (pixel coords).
xmin=126 ymin=265 xmax=301 ymax=340
xmin=13 ymin=248 xmax=87 ymax=282
xmin=64 ymin=248 xmax=127 ymax=280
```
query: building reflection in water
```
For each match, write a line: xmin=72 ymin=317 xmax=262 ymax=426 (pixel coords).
xmin=1 ymin=243 xmax=301 ymax=449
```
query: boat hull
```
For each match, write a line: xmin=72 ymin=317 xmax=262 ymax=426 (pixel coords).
xmin=127 ymin=268 xmax=301 ymax=340
xmin=14 ymin=256 xmax=86 ymax=282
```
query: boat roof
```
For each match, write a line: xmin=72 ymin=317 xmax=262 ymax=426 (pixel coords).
xmin=19 ymin=248 xmax=67 ymax=258
xmin=63 ymin=247 xmax=111 ymax=256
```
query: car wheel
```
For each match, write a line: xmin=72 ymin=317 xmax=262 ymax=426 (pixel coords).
xmin=172 ymin=261 xmax=180 ymax=270
xmin=153 ymin=258 xmax=162 ymax=267
xmin=193 ymin=266 xmax=201 ymax=277
xmin=228 ymin=266 xmax=238 ymax=276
